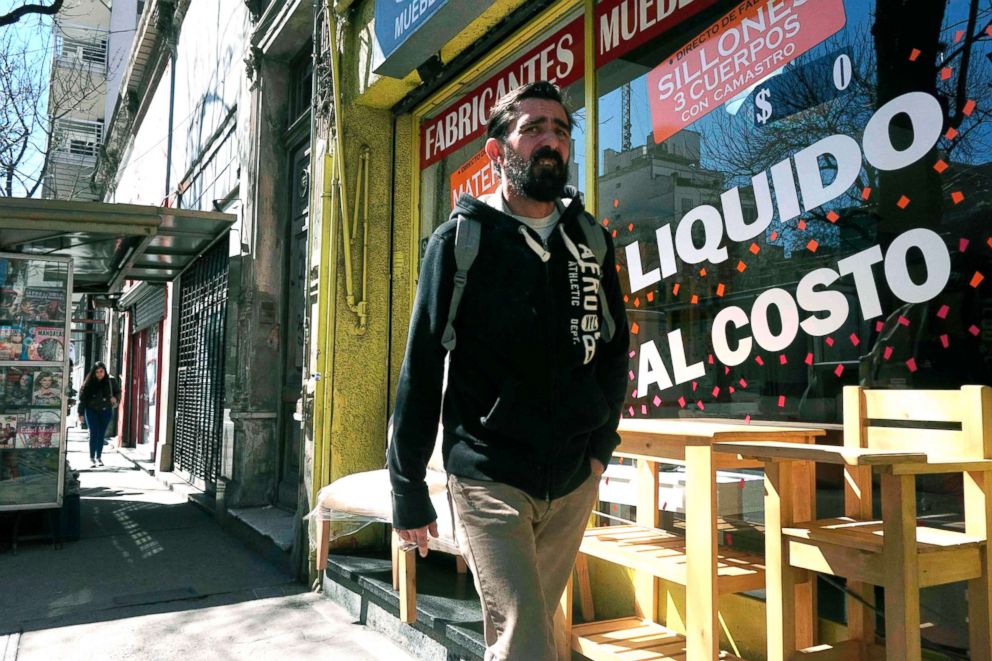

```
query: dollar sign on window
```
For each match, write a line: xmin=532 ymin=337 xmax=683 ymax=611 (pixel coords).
xmin=755 ymin=89 xmax=773 ymax=125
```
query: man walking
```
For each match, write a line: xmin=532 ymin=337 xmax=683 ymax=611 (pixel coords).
xmin=388 ymin=81 xmax=629 ymax=660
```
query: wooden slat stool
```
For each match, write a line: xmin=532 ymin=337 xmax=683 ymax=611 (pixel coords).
xmin=716 ymin=385 xmax=992 ymax=661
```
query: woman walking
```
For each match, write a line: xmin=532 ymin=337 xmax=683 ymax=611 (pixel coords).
xmin=77 ymin=362 xmax=121 ymax=467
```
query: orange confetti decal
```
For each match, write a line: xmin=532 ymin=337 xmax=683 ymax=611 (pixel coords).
xmin=615 ymin=263 xmax=621 ymax=272
xmin=861 ymin=187 xmax=871 ymax=201
xmin=955 ymin=30 xmax=965 ymax=42
xmin=755 ymin=355 xmax=764 ymax=366
xmin=940 ymin=334 xmax=949 ymax=349
xmin=647 ymin=291 xmax=655 ymax=303
xmin=612 ymin=230 xmax=618 ymax=238
xmin=633 ymin=297 xmax=640 ymax=308
xmin=946 ymin=127 xmax=959 ymax=140
xmin=987 ymin=237 xmax=992 ymax=249
xmin=613 ymin=199 xmax=619 ymax=208
xmin=933 ymin=159 xmax=948 ymax=173
xmin=834 ymin=364 xmax=845 ymax=377
xmin=987 ymin=24 xmax=992 ymax=37
xmin=770 ymin=230 xmax=779 ymax=241
xmin=883 ymin=346 xmax=894 ymax=360
xmin=805 ymin=352 xmax=814 ymax=366
xmin=602 ymin=218 xmax=610 ymax=226
xmin=699 ymin=268 xmax=707 ymax=277
xmin=779 ymin=354 xmax=788 ymax=365
xmin=777 ymin=395 xmax=786 ymax=408
xmin=673 ymin=283 xmax=680 ymax=296
xmin=690 ymin=294 xmax=699 ymax=305
xmin=807 ymin=239 xmax=819 ymax=253
xmin=826 ymin=210 xmax=839 ymax=223
xmin=736 ymin=260 xmax=747 ymax=272
xmin=970 ymin=271 xmax=985 ymax=288
xmin=940 ymin=67 xmax=953 ymax=80
xmin=624 ymin=294 xmax=629 ymax=303
xmin=716 ymin=283 xmax=725 ymax=297
xmin=797 ymin=219 xmax=807 ymax=230
xmin=749 ymin=243 xmax=760 ymax=254
xmin=908 ymin=48 xmax=921 ymax=61
xmin=627 ymin=223 xmax=634 ymax=232
xmin=897 ymin=195 xmax=911 ymax=209
xmin=631 ymin=322 xmax=639 ymax=334
xmin=963 ymin=99 xmax=976 ymax=116
xmin=937 ymin=304 xmax=949 ymax=319
xmin=906 ymin=357 xmax=918 ymax=373
xmin=951 ymin=191 xmax=965 ymax=204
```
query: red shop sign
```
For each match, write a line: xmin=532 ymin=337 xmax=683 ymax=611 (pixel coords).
xmin=420 ymin=16 xmax=584 ymax=169
xmin=595 ymin=0 xmax=719 ymax=67
xmin=647 ymin=0 xmax=846 ymax=144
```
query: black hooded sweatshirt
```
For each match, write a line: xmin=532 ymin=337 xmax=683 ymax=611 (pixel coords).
xmin=388 ymin=189 xmax=630 ymax=530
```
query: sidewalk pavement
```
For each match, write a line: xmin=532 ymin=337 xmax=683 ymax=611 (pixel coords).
xmin=0 ymin=427 xmax=415 ymax=661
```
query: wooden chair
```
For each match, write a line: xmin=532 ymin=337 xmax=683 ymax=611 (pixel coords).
xmin=716 ymin=385 xmax=992 ymax=661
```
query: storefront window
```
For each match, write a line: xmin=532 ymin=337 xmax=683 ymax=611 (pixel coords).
xmin=600 ymin=0 xmax=992 ymax=423
xmin=418 ymin=12 xmax=587 ymax=252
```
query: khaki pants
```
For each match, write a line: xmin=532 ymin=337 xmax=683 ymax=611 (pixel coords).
xmin=448 ymin=471 xmax=599 ymax=661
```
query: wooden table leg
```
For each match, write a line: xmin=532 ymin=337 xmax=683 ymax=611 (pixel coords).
xmin=685 ymin=444 xmax=718 ymax=661
xmin=765 ymin=460 xmax=797 ymax=661
xmin=791 ymin=458 xmax=816 ymax=649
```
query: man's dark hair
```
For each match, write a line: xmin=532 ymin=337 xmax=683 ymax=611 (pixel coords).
xmin=486 ymin=81 xmax=574 ymax=142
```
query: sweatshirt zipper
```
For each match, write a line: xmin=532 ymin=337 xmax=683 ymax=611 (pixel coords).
xmin=544 ymin=234 xmax=555 ymax=504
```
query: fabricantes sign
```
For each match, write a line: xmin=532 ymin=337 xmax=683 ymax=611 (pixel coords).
xmin=374 ymin=0 xmax=492 ymax=79
xmin=648 ymin=0 xmax=846 ymax=144
xmin=627 ymin=91 xmax=952 ymax=397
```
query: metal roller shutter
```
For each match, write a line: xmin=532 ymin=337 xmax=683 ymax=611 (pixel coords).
xmin=132 ymin=286 xmax=166 ymax=333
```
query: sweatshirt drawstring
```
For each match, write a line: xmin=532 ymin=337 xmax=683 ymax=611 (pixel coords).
xmin=559 ymin=224 xmax=582 ymax=262
xmin=519 ymin=226 xmax=550 ymax=262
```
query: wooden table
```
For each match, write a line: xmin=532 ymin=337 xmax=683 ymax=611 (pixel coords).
xmin=570 ymin=418 xmax=825 ymax=661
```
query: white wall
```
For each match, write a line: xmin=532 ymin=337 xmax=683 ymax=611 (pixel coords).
xmin=104 ymin=0 xmax=140 ymax=124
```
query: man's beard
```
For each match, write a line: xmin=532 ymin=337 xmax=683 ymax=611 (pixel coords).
xmin=500 ymin=145 xmax=569 ymax=203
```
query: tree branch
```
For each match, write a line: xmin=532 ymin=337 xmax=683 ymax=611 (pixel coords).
xmin=0 ymin=1 xmax=64 ymax=28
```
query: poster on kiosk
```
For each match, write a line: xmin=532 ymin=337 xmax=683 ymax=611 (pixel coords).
xmin=0 ymin=253 xmax=73 ymax=511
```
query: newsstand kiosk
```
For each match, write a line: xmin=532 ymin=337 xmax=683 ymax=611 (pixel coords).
xmin=0 ymin=253 xmax=74 ymax=549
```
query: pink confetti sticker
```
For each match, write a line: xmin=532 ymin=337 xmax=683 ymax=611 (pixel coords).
xmin=653 ymin=395 xmax=662 ymax=407
xmin=777 ymin=395 xmax=786 ymax=408
xmin=729 ymin=386 xmax=735 ymax=394
xmin=940 ymin=334 xmax=949 ymax=349
xmin=632 ymin=389 xmax=638 ymax=398
xmin=739 ymin=378 xmax=748 ymax=388
xmin=906 ymin=357 xmax=918 ymax=373
xmin=628 ymin=406 xmax=635 ymax=416
xmin=825 ymin=337 xmax=835 ymax=347
xmin=628 ymin=370 xmax=636 ymax=381
xmin=692 ymin=381 xmax=698 ymax=392
xmin=678 ymin=396 xmax=686 ymax=408
xmin=755 ymin=355 xmax=764 ymax=366
xmin=883 ymin=346 xmax=894 ymax=360
xmin=744 ymin=414 xmax=752 ymax=424
xmin=898 ymin=316 xmax=911 ymax=327
xmin=937 ymin=304 xmax=950 ymax=319
xmin=960 ymin=238 xmax=970 ymax=252
xmin=805 ymin=352 xmax=814 ymax=366
xmin=712 ymin=386 xmax=720 ymax=398
xmin=696 ymin=400 xmax=705 ymax=411
xmin=970 ymin=325 xmax=981 ymax=336
xmin=834 ymin=364 xmax=845 ymax=377
xmin=641 ymin=405 xmax=648 ymax=415
xmin=707 ymin=354 xmax=714 ymax=365
xmin=850 ymin=333 xmax=860 ymax=347
xmin=875 ymin=321 xmax=884 ymax=332
xmin=629 ymin=350 xmax=636 ymax=358
xmin=724 ymin=366 xmax=730 ymax=375
xmin=779 ymin=354 xmax=788 ymax=365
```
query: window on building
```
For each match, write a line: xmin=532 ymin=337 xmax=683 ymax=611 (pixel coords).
xmin=597 ymin=0 xmax=992 ymax=424
xmin=57 ymin=34 xmax=108 ymax=68
xmin=52 ymin=118 xmax=104 ymax=157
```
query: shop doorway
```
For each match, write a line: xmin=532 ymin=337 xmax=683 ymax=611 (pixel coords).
xmin=276 ymin=140 xmax=309 ymax=508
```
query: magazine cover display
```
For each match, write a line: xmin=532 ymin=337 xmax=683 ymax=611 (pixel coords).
xmin=0 ymin=254 xmax=71 ymax=511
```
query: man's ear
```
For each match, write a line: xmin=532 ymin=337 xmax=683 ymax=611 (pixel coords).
xmin=484 ymin=138 xmax=503 ymax=171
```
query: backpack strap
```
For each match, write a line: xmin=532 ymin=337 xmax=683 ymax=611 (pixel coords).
xmin=575 ymin=211 xmax=616 ymax=344
xmin=441 ymin=216 xmax=481 ymax=352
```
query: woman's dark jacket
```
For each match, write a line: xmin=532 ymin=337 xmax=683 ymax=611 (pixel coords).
xmin=388 ymin=191 xmax=630 ymax=531
xmin=77 ymin=376 xmax=121 ymax=416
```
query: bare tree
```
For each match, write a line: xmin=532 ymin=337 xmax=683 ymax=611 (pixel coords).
xmin=0 ymin=13 xmax=107 ymax=198
xmin=0 ymin=1 xmax=64 ymax=28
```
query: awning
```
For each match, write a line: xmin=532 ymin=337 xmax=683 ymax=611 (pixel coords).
xmin=0 ymin=198 xmax=235 ymax=294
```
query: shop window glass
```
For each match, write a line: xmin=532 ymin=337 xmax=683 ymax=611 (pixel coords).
xmin=598 ymin=0 xmax=992 ymax=423
xmin=417 ymin=12 xmax=586 ymax=257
